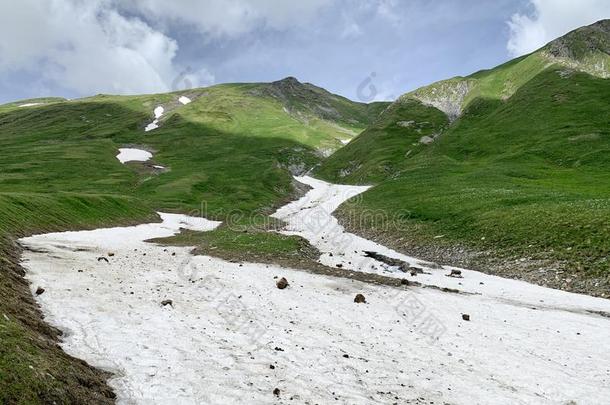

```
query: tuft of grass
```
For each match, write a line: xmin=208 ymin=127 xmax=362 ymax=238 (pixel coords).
xmin=152 ymin=223 xmax=320 ymax=267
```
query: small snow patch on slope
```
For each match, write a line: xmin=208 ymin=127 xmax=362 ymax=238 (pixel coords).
xmin=178 ymin=96 xmax=191 ymax=105
xmin=19 ymin=103 xmax=44 ymax=107
xmin=145 ymin=106 xmax=164 ymax=132
xmin=116 ymin=148 xmax=152 ymax=164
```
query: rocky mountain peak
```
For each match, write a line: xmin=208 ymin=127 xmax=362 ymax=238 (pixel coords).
xmin=544 ymin=19 xmax=610 ymax=60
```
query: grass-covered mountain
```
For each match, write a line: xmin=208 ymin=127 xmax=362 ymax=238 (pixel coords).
xmin=406 ymin=19 xmax=610 ymax=120
xmin=0 ymin=79 xmax=387 ymax=403
xmin=317 ymin=20 xmax=610 ymax=294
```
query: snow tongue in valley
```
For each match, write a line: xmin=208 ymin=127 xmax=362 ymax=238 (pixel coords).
xmin=18 ymin=178 xmax=610 ymax=404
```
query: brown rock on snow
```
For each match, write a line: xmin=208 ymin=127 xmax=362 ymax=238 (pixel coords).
xmin=462 ymin=314 xmax=470 ymax=321
xmin=447 ymin=269 xmax=463 ymax=278
xmin=276 ymin=277 xmax=289 ymax=290
xmin=273 ymin=388 xmax=280 ymax=396
xmin=161 ymin=299 xmax=173 ymax=307
xmin=354 ymin=294 xmax=366 ymax=304
xmin=35 ymin=287 xmax=45 ymax=296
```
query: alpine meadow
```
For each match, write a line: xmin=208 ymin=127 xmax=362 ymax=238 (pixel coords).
xmin=1 ymin=4 xmax=609 ymax=404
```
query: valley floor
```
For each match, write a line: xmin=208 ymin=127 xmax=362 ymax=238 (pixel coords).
xmin=19 ymin=177 xmax=610 ymax=404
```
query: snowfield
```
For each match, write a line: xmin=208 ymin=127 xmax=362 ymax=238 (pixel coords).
xmin=179 ymin=96 xmax=192 ymax=105
xmin=116 ymin=148 xmax=153 ymax=164
xmin=20 ymin=178 xmax=610 ymax=404
xmin=144 ymin=106 xmax=164 ymax=132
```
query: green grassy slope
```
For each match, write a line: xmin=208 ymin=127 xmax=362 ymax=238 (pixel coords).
xmin=317 ymin=21 xmax=610 ymax=293
xmin=0 ymin=79 xmax=385 ymax=402
xmin=0 ymin=194 xmax=154 ymax=405
xmin=405 ymin=20 xmax=610 ymax=118
xmin=315 ymin=99 xmax=449 ymax=182
xmin=0 ymin=80 xmax=385 ymax=214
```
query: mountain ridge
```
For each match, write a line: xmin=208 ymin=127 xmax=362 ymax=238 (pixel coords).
xmin=404 ymin=19 xmax=610 ymax=119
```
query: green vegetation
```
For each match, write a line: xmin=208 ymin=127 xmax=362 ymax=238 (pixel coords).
xmin=0 ymin=193 xmax=153 ymax=405
xmin=315 ymin=98 xmax=449 ymax=182
xmin=153 ymin=223 xmax=319 ymax=267
xmin=318 ymin=68 xmax=610 ymax=289
xmin=406 ymin=20 xmax=610 ymax=117
xmin=317 ymin=21 xmax=610 ymax=289
xmin=0 ymin=79 xmax=384 ymax=402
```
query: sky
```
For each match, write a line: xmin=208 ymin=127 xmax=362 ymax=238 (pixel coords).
xmin=0 ymin=0 xmax=609 ymax=104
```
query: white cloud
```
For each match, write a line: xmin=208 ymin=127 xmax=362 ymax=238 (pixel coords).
xmin=339 ymin=11 xmax=363 ymax=39
xmin=0 ymin=0 xmax=334 ymax=97
xmin=119 ymin=0 xmax=333 ymax=38
xmin=507 ymin=0 xmax=610 ymax=56
xmin=0 ymin=0 xmax=182 ymax=96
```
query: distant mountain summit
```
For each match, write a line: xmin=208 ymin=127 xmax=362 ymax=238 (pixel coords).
xmin=545 ymin=19 xmax=610 ymax=60
xmin=249 ymin=76 xmax=388 ymax=127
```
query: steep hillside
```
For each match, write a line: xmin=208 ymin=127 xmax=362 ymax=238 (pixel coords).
xmin=315 ymin=98 xmax=449 ymax=182
xmin=405 ymin=19 xmax=610 ymax=119
xmin=0 ymin=80 xmax=384 ymax=402
xmin=317 ymin=21 xmax=610 ymax=295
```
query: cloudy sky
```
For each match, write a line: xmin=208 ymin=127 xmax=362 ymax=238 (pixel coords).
xmin=0 ymin=0 xmax=609 ymax=103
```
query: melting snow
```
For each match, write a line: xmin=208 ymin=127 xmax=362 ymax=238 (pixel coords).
xmin=116 ymin=148 xmax=152 ymax=164
xmin=144 ymin=106 xmax=164 ymax=132
xmin=18 ymin=179 xmax=610 ymax=404
xmin=18 ymin=103 xmax=44 ymax=107
xmin=178 ymin=96 xmax=191 ymax=105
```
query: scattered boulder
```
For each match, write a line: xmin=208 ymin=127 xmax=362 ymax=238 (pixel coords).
xmin=400 ymin=279 xmax=409 ymax=286
xmin=342 ymin=354 xmax=350 ymax=358
xmin=161 ymin=299 xmax=173 ymax=307
xmin=354 ymin=294 xmax=366 ymax=304
xmin=276 ymin=277 xmax=289 ymax=290
xmin=364 ymin=251 xmax=411 ymax=272
xmin=462 ymin=314 xmax=470 ymax=321
xmin=273 ymin=388 xmax=281 ymax=396
xmin=336 ymin=263 xmax=343 ymax=268
xmin=447 ymin=269 xmax=463 ymax=278
xmin=108 ymin=252 xmax=115 ymax=257
xmin=35 ymin=287 xmax=45 ymax=296
xmin=97 ymin=257 xmax=109 ymax=263
xmin=269 ymin=364 xmax=275 ymax=370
